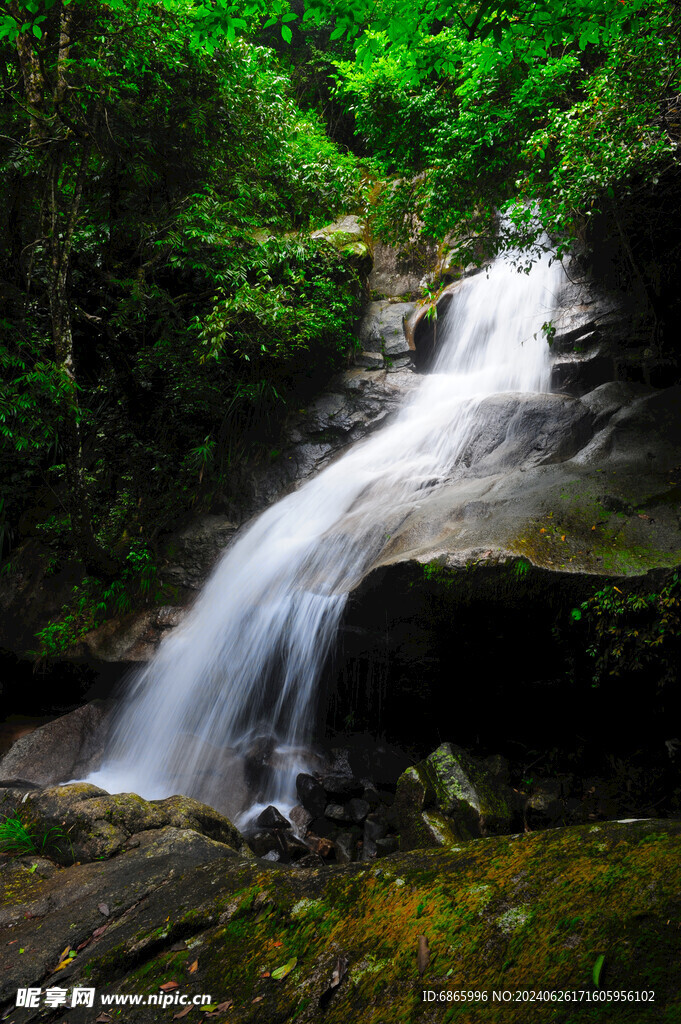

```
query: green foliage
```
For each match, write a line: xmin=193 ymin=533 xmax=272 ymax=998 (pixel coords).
xmin=34 ymin=544 xmax=165 ymax=658
xmin=0 ymin=0 xmax=364 ymax=572
xmin=332 ymin=0 xmax=680 ymax=260
xmin=0 ymin=801 xmax=70 ymax=860
xmin=571 ymin=573 xmax=681 ymax=687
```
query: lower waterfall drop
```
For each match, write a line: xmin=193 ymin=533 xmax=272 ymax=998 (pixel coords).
xmin=87 ymin=247 xmax=566 ymax=819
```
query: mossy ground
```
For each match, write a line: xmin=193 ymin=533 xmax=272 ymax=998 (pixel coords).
xmin=14 ymin=820 xmax=678 ymax=1024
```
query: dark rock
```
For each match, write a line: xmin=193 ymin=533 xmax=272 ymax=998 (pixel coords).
xmin=325 ymin=803 xmax=352 ymax=823
xmin=255 ymin=805 xmax=290 ymax=831
xmin=308 ymin=815 xmax=338 ymax=839
xmin=243 ymin=736 xmax=277 ymax=798
xmin=347 ymin=797 xmax=370 ymax=824
xmin=247 ymin=831 xmax=281 ymax=858
xmin=362 ymin=786 xmax=382 ymax=809
xmin=306 ymin=834 xmax=335 ymax=858
xmin=334 ymin=832 xmax=357 ymax=865
xmin=375 ymin=836 xmax=399 ymax=857
xmin=296 ymin=773 xmax=327 ymax=817
xmin=361 ymin=837 xmax=377 ymax=861
xmin=364 ymin=813 xmax=388 ymax=843
xmin=321 ymin=774 xmax=362 ymax=797
xmin=278 ymin=832 xmax=310 ymax=862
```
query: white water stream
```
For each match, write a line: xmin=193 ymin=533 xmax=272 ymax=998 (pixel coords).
xmin=87 ymin=249 xmax=566 ymax=819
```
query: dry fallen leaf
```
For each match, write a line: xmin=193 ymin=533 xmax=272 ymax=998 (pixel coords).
xmin=261 ymin=972 xmax=271 ymax=979
xmin=272 ymin=941 xmax=283 ymax=948
xmin=252 ymin=996 xmax=264 ymax=1004
xmin=98 ymin=903 xmax=110 ymax=917
xmin=319 ymin=955 xmax=349 ymax=1009
xmin=417 ymin=935 xmax=430 ymax=977
xmin=160 ymin=981 xmax=180 ymax=992
xmin=188 ymin=959 xmax=199 ymax=975
xmin=95 ymin=1014 xmax=113 ymax=1023
xmin=170 ymin=941 xmax=188 ymax=952
xmin=173 ymin=1007 xmax=192 ymax=1020
xmin=92 ymin=925 xmax=108 ymax=941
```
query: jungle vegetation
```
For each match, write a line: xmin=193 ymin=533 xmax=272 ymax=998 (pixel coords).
xmin=0 ymin=0 xmax=678 ymax=636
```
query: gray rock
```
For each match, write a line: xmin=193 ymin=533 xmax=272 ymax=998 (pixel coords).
xmin=347 ymin=797 xmax=370 ymax=824
xmin=368 ymin=239 xmax=437 ymax=298
xmin=375 ymin=836 xmax=399 ymax=857
xmin=364 ymin=813 xmax=388 ymax=843
xmin=334 ymin=831 xmax=357 ymax=864
xmin=289 ymin=803 xmax=313 ymax=838
xmin=361 ymin=837 xmax=378 ymax=861
xmin=325 ymin=803 xmax=352 ymax=823
xmin=0 ymin=701 xmax=113 ymax=787
xmin=358 ymin=300 xmax=414 ymax=357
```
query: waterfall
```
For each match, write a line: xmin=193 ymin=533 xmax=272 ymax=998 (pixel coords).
xmin=86 ymin=248 xmax=565 ymax=819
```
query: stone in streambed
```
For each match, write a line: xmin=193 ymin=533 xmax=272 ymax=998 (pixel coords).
xmin=255 ymin=805 xmax=290 ymax=830
xmin=288 ymin=803 xmax=313 ymax=838
xmin=325 ymin=803 xmax=352 ymax=823
xmin=334 ymin=832 xmax=357 ymax=865
xmin=375 ymin=836 xmax=399 ymax=857
xmin=296 ymin=772 xmax=327 ymax=817
xmin=347 ymin=797 xmax=370 ymax=824
xmin=321 ymin=773 xmax=362 ymax=797
xmin=364 ymin=813 xmax=387 ymax=843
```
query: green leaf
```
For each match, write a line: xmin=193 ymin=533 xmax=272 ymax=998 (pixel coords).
xmin=281 ymin=24 xmax=292 ymax=43
xmin=593 ymin=954 xmax=605 ymax=987
xmin=271 ymin=957 xmax=297 ymax=981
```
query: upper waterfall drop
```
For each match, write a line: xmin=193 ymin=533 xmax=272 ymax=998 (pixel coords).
xmin=86 ymin=248 xmax=566 ymax=818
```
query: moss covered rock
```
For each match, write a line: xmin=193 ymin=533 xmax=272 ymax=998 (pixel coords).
xmin=395 ymin=743 xmax=519 ymax=849
xmin=2 ymin=820 xmax=681 ymax=1022
xmin=0 ymin=782 xmax=246 ymax=865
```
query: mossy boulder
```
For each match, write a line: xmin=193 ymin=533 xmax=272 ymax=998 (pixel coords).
xmin=0 ymin=782 xmax=246 ymax=865
xmin=311 ymin=216 xmax=372 ymax=274
xmin=3 ymin=819 xmax=681 ymax=1022
xmin=395 ymin=743 xmax=519 ymax=850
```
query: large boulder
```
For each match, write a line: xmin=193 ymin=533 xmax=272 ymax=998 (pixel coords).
xmin=0 ymin=701 xmax=113 ymax=786
xmin=0 ymin=781 xmax=246 ymax=864
xmin=394 ymin=743 xmax=519 ymax=850
xmin=2 ymin=819 xmax=680 ymax=1022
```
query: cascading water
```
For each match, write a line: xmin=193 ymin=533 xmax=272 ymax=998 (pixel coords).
xmin=87 ymin=247 xmax=566 ymax=819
